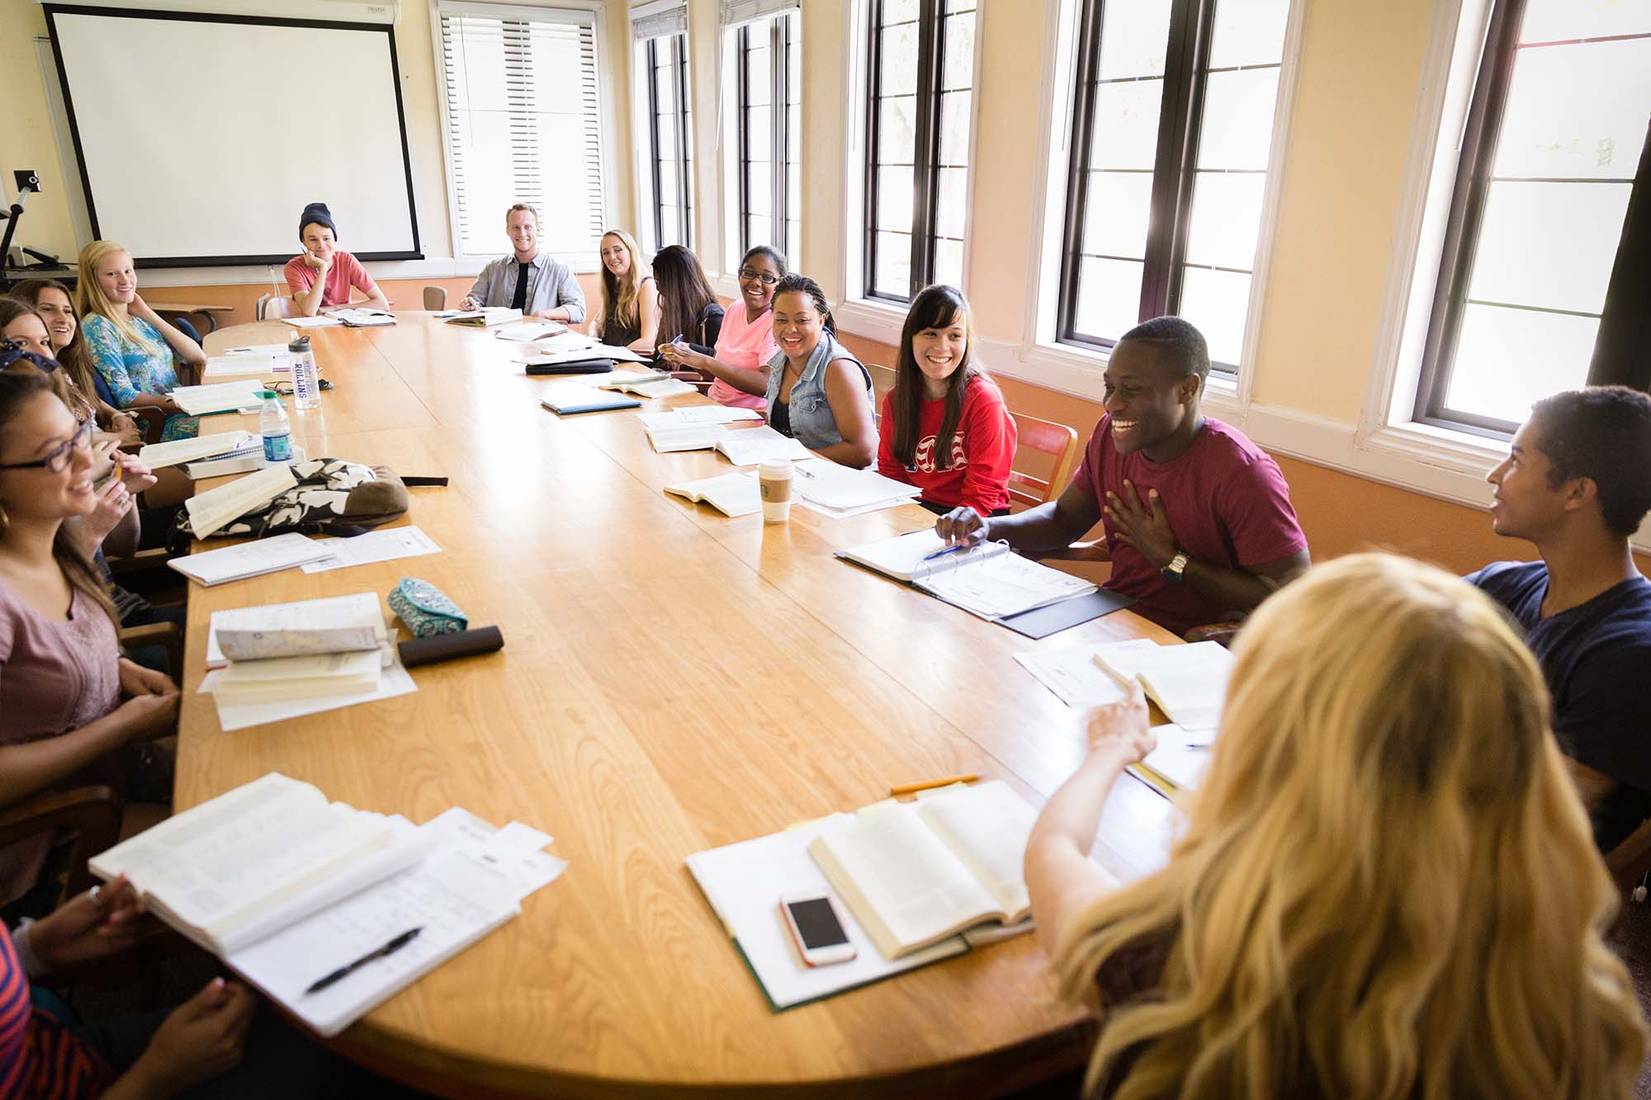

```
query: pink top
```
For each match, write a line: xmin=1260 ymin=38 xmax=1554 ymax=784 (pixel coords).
xmin=0 ymin=580 xmax=121 ymax=906
xmin=283 ymin=250 xmax=379 ymax=308
xmin=707 ymin=299 xmax=777 ymax=411
xmin=1073 ymin=416 xmax=1307 ymax=637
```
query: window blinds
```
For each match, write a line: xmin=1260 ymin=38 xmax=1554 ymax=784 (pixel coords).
xmin=721 ymin=0 xmax=800 ymax=31
xmin=437 ymin=4 xmax=606 ymax=265
xmin=632 ymin=0 xmax=688 ymax=40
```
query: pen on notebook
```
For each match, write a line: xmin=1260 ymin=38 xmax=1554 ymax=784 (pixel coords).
xmin=920 ymin=543 xmax=967 ymax=563
xmin=889 ymin=773 xmax=980 ymax=797
xmin=304 ymin=926 xmax=423 ymax=995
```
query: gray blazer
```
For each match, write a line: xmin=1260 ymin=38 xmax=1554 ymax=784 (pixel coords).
xmin=466 ymin=252 xmax=587 ymax=323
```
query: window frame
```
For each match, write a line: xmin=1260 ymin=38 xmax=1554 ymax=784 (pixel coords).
xmin=861 ymin=0 xmax=943 ymax=303
xmin=1411 ymin=0 xmax=1651 ymax=437
xmin=429 ymin=0 xmax=614 ymax=270
xmin=733 ymin=13 xmax=797 ymax=263
xmin=641 ymin=31 xmax=694 ymax=251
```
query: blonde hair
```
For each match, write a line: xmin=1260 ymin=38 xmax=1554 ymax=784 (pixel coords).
xmin=1055 ymin=553 xmax=1646 ymax=1100
xmin=75 ymin=240 xmax=162 ymax=356
xmin=598 ymin=229 xmax=645 ymax=329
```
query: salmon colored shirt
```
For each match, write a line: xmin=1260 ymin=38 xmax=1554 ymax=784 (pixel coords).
xmin=283 ymin=250 xmax=379 ymax=309
xmin=706 ymin=299 xmax=777 ymax=411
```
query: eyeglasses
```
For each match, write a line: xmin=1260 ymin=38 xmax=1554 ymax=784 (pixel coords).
xmin=738 ymin=267 xmax=779 ymax=287
xmin=0 ymin=417 xmax=93 ymax=473
xmin=270 ymin=379 xmax=334 ymax=396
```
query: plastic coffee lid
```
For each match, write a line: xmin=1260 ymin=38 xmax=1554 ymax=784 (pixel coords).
xmin=758 ymin=461 xmax=793 ymax=477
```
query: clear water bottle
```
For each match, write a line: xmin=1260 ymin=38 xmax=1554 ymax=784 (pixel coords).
xmin=259 ymin=390 xmax=292 ymax=464
xmin=288 ymin=334 xmax=320 ymax=410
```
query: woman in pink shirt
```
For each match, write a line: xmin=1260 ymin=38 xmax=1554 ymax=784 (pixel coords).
xmin=657 ymin=245 xmax=783 ymax=410
xmin=0 ymin=367 xmax=178 ymax=911
xmin=282 ymin=203 xmax=391 ymax=318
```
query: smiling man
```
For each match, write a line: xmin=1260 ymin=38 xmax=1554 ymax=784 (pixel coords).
xmin=459 ymin=203 xmax=586 ymax=323
xmin=936 ymin=316 xmax=1309 ymax=636
xmin=1467 ymin=386 xmax=1651 ymax=853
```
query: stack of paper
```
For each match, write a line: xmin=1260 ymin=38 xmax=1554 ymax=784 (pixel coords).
xmin=169 ymin=531 xmax=332 ymax=586
xmin=333 ymin=308 xmax=396 ymax=327
xmin=494 ymin=320 xmax=565 ymax=342
xmin=202 ymin=344 xmax=292 ymax=379
xmin=91 ymin=774 xmax=565 ymax=1038
xmin=299 ymin=526 xmax=441 ymax=574
xmin=168 ymin=379 xmax=267 ymax=416
xmin=1092 ymin=640 xmax=1234 ymax=733
xmin=795 ymin=459 xmax=922 ymax=517
xmin=137 ymin=431 xmax=259 ymax=471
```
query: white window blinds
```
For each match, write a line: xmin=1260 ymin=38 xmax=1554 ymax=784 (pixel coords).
xmin=437 ymin=4 xmax=607 ymax=265
xmin=632 ymin=0 xmax=688 ymax=40
xmin=721 ymin=0 xmax=800 ymax=31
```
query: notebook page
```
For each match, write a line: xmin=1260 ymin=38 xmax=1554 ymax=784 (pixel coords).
xmin=913 ymin=782 xmax=1038 ymax=917
xmin=837 ymin=529 xmax=1009 ymax=583
xmin=647 ymin=424 xmax=727 ymax=453
xmin=637 ymin=406 xmax=764 ymax=429
xmin=715 ymin=427 xmax=813 ymax=466
xmin=138 ymin=431 xmax=258 ymax=469
xmin=299 ymin=526 xmax=441 ymax=574
xmin=169 ymin=379 xmax=267 ymax=415
xmin=686 ymin=817 xmax=966 ymax=1010
xmin=808 ymin=801 xmax=1002 ymax=958
xmin=183 ymin=465 xmax=297 ymax=538
xmin=596 ymin=367 xmax=671 ymax=388
xmin=1013 ymin=641 xmax=1155 ymax=707
xmin=622 ymin=376 xmax=697 ymax=397
xmin=229 ymin=847 xmax=523 ymax=1037
xmin=169 ymin=531 xmax=331 ymax=586
xmin=794 ymin=462 xmax=922 ymax=511
xmin=917 ymin=554 xmax=1096 ymax=620
xmin=1135 ymin=642 xmax=1233 ymax=731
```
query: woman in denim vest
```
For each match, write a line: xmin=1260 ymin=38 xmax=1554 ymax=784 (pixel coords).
xmin=762 ymin=275 xmax=877 ymax=468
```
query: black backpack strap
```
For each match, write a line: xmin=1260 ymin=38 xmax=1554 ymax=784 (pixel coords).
xmin=401 ymin=476 xmax=448 ymax=487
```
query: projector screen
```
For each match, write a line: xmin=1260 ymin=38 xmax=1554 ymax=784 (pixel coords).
xmin=45 ymin=5 xmax=422 ymax=266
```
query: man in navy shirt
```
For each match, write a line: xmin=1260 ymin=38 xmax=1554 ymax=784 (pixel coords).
xmin=1467 ymin=386 xmax=1651 ymax=853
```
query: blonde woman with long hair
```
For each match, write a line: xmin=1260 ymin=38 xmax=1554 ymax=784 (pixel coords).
xmin=75 ymin=240 xmax=205 ymax=441
xmin=593 ymin=229 xmax=657 ymax=353
xmin=1025 ymin=552 xmax=1646 ymax=1100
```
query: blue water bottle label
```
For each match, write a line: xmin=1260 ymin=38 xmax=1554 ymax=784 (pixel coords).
xmin=263 ymin=432 xmax=292 ymax=462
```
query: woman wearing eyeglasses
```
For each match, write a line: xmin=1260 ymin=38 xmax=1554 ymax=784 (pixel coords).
xmin=0 ymin=365 xmax=178 ymax=916
xmin=657 ymin=245 xmax=785 ymax=410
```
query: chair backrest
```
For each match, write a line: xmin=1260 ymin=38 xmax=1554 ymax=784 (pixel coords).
xmin=1606 ymin=817 xmax=1651 ymax=893
xmin=423 ymin=285 xmax=448 ymax=311
xmin=254 ymin=292 xmax=271 ymax=321
xmin=262 ymin=296 xmax=295 ymax=320
xmin=1007 ymin=411 xmax=1081 ymax=507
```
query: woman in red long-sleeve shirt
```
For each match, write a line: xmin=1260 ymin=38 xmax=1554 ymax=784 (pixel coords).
xmin=877 ymin=285 xmax=1017 ymax=518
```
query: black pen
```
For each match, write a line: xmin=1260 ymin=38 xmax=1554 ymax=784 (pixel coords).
xmin=304 ymin=927 xmax=423 ymax=995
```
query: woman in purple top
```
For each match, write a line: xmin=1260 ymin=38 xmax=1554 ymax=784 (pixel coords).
xmin=0 ymin=368 xmax=179 ymax=909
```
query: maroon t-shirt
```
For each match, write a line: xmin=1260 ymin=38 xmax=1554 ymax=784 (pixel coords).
xmin=1072 ymin=415 xmax=1306 ymax=636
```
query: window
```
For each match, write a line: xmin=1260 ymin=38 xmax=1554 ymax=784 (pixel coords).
xmin=862 ymin=0 xmax=977 ymax=301
xmin=1415 ymin=0 xmax=1651 ymax=435
xmin=724 ymin=7 xmax=801 ymax=266
xmin=1056 ymin=0 xmax=1291 ymax=369
xmin=436 ymin=4 xmax=607 ymax=266
xmin=636 ymin=31 xmax=694 ymax=251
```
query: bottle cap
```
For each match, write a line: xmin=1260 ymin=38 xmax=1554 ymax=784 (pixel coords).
xmin=287 ymin=334 xmax=311 ymax=352
xmin=257 ymin=389 xmax=278 ymax=399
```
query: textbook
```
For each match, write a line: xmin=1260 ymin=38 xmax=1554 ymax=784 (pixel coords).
xmin=1092 ymin=641 xmax=1234 ymax=733
xmin=837 ymin=529 xmax=1098 ymax=621
xmin=334 ymin=308 xmax=396 ymax=327
xmin=169 ymin=530 xmax=333 ymax=586
xmin=445 ymin=307 xmax=522 ymax=327
xmin=807 ymin=781 xmax=1038 ymax=960
xmin=168 ymin=379 xmax=266 ymax=416
xmin=137 ymin=430 xmax=258 ymax=470
xmin=213 ymin=648 xmax=385 ymax=705
xmin=538 ymin=384 xmax=642 ymax=415
xmin=91 ymin=774 xmax=566 ymax=1037
xmin=663 ymin=471 xmax=761 ymax=517
xmin=180 ymin=464 xmax=297 ymax=538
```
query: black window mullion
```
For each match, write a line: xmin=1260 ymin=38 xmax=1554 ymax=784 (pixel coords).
xmin=736 ymin=25 xmax=751 ymax=254
xmin=1412 ymin=0 xmax=1527 ymax=431
xmin=1587 ymin=119 xmax=1651 ymax=392
xmin=1139 ymin=0 xmax=1205 ymax=321
xmin=907 ymin=0 xmax=944 ymax=295
xmin=863 ymin=0 xmax=885 ymax=297
xmin=645 ymin=37 xmax=664 ymax=249
xmin=1056 ymin=0 xmax=1107 ymax=345
xmin=672 ymin=34 xmax=693 ymax=247
xmin=771 ymin=15 xmax=789 ymax=249
xmin=1161 ymin=0 xmax=1214 ymax=317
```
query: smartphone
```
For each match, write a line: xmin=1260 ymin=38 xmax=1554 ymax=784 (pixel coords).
xmin=779 ymin=895 xmax=857 ymax=967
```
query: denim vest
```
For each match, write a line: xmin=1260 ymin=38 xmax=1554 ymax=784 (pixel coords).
xmin=764 ymin=330 xmax=878 ymax=453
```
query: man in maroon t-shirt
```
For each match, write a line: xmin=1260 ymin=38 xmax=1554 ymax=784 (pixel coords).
xmin=937 ymin=317 xmax=1310 ymax=637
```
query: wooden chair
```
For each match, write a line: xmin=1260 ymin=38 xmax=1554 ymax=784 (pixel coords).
xmin=1008 ymin=412 xmax=1080 ymax=508
xmin=0 ymin=786 xmax=123 ymax=907
xmin=1607 ymin=817 xmax=1651 ymax=893
xmin=254 ymin=294 xmax=295 ymax=321
xmin=423 ymin=285 xmax=448 ymax=311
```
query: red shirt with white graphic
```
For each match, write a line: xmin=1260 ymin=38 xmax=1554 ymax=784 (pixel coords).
xmin=877 ymin=374 xmax=1017 ymax=515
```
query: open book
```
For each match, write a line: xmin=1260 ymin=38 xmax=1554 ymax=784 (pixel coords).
xmin=334 ymin=308 xmax=396 ymax=327
xmin=181 ymin=464 xmax=296 ymax=538
xmin=202 ymin=345 xmax=292 ymax=379
xmin=208 ymin=591 xmax=387 ymax=666
xmin=1093 ymin=640 xmax=1233 ymax=733
xmin=638 ymin=406 xmax=764 ymax=430
xmin=91 ymin=775 xmax=565 ymax=1037
xmin=806 ymin=781 xmax=1038 ymax=960
xmin=663 ymin=471 xmax=761 ymax=517
xmin=494 ymin=320 xmax=565 ymax=341
xmin=168 ymin=379 xmax=266 ymax=416
xmin=602 ymin=375 xmax=696 ymax=398
xmin=837 ymin=529 xmax=1098 ymax=621
xmin=137 ymin=430 xmax=258 ymax=470
xmin=445 ymin=307 xmax=522 ymax=327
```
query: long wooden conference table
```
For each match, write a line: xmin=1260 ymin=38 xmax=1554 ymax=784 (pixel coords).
xmin=182 ymin=315 xmax=1181 ymax=1098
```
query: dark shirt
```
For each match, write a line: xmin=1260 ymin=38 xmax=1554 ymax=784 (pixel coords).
xmin=510 ymin=261 xmax=530 ymax=312
xmin=1467 ymin=560 xmax=1651 ymax=851
xmin=688 ymin=302 xmax=726 ymax=356
xmin=771 ymin=401 xmax=792 ymax=438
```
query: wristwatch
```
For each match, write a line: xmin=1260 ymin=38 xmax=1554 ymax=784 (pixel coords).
xmin=1161 ymin=550 xmax=1189 ymax=583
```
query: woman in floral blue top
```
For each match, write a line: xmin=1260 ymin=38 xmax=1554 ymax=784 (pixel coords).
xmin=76 ymin=240 xmax=206 ymax=441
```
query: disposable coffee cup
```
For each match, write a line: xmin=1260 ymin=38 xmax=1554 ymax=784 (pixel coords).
xmin=759 ymin=461 xmax=793 ymax=523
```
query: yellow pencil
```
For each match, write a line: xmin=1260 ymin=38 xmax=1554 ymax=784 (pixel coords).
xmin=888 ymin=773 xmax=980 ymax=797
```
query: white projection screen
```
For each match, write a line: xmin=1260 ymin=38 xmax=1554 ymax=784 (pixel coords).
xmin=45 ymin=5 xmax=422 ymax=266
